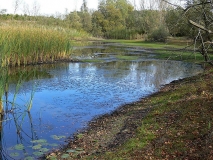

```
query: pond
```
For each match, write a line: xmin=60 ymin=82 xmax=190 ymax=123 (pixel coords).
xmin=0 ymin=43 xmax=203 ymax=159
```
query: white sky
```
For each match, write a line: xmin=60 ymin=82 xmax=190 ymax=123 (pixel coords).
xmin=0 ymin=0 xmax=100 ymax=15
xmin=1 ymin=0 xmax=182 ymax=16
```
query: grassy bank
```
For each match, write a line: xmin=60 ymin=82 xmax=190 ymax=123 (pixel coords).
xmin=103 ymin=38 xmax=191 ymax=49
xmin=0 ymin=22 xmax=91 ymax=67
xmin=104 ymin=38 xmax=211 ymax=64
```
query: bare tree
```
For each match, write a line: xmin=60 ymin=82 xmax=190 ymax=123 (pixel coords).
xmin=22 ymin=2 xmax=31 ymax=15
xmin=63 ymin=8 xmax=69 ymax=19
xmin=139 ymin=0 xmax=146 ymax=10
xmin=13 ymin=0 xmax=22 ymax=14
xmin=163 ymin=0 xmax=213 ymax=65
xmin=0 ymin=9 xmax=7 ymax=14
xmin=32 ymin=0 xmax=40 ymax=16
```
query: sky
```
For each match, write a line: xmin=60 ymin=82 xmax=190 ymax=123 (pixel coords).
xmin=0 ymin=0 xmax=182 ymax=16
xmin=0 ymin=0 xmax=100 ymax=15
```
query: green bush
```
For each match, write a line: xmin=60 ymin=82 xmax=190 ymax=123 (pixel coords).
xmin=148 ymin=26 xmax=169 ymax=42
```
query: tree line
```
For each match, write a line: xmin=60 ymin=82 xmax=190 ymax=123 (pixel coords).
xmin=0 ymin=0 xmax=213 ymax=42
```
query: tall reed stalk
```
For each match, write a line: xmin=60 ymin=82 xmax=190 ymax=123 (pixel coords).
xmin=27 ymin=77 xmax=36 ymax=112
xmin=0 ymin=68 xmax=8 ymax=114
xmin=0 ymin=24 xmax=74 ymax=67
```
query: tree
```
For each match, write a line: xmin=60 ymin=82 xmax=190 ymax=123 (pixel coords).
xmin=184 ymin=0 xmax=213 ymax=65
xmin=13 ymin=0 xmax=22 ymax=14
xmin=66 ymin=11 xmax=82 ymax=29
xmin=0 ymin=9 xmax=7 ymax=14
xmin=79 ymin=0 xmax=92 ymax=33
xmin=32 ymin=0 xmax=40 ymax=16
xmin=81 ymin=0 xmax=89 ymax=12
xmin=91 ymin=0 xmax=135 ymax=38
xmin=163 ymin=0 xmax=213 ymax=65
xmin=91 ymin=10 xmax=105 ymax=37
xmin=165 ymin=7 xmax=191 ymax=36
xmin=22 ymin=2 xmax=31 ymax=15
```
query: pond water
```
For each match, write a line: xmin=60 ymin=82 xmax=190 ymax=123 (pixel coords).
xmin=1 ymin=43 xmax=203 ymax=159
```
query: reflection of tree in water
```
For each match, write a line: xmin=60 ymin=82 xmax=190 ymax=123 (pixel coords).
xmin=6 ymin=63 xmax=70 ymax=94
xmin=100 ymin=60 xmax=201 ymax=89
xmin=74 ymin=60 xmax=202 ymax=90
xmin=144 ymin=60 xmax=201 ymax=88
xmin=49 ymin=60 xmax=201 ymax=94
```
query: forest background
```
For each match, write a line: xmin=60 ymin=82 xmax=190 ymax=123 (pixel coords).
xmin=0 ymin=0 xmax=203 ymax=42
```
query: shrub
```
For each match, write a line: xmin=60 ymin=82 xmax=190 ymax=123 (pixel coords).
xmin=148 ymin=26 xmax=169 ymax=42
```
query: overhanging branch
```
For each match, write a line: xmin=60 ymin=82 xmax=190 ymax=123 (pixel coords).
xmin=189 ymin=20 xmax=213 ymax=34
xmin=184 ymin=1 xmax=212 ymax=12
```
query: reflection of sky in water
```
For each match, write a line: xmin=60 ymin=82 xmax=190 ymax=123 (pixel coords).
xmin=2 ymin=59 xmax=203 ymax=159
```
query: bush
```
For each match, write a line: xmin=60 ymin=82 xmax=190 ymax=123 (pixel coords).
xmin=148 ymin=26 xmax=169 ymax=42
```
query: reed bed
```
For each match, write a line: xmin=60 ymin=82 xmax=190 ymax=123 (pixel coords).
xmin=0 ymin=24 xmax=76 ymax=67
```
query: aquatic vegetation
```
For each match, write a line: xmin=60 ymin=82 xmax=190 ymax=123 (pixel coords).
xmin=31 ymin=139 xmax=47 ymax=144
xmin=0 ymin=24 xmax=73 ymax=67
xmin=32 ymin=144 xmax=42 ymax=150
xmin=24 ymin=156 xmax=34 ymax=160
xmin=14 ymin=144 xmax=25 ymax=150
xmin=61 ymin=154 xmax=70 ymax=158
xmin=51 ymin=135 xmax=66 ymax=140
xmin=33 ymin=151 xmax=43 ymax=156
xmin=8 ymin=136 xmax=65 ymax=159
xmin=10 ymin=152 xmax=19 ymax=157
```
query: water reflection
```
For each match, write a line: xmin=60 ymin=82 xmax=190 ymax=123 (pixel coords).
xmin=0 ymin=45 xmax=203 ymax=159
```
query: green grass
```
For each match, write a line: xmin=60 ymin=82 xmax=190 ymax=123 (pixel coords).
xmin=115 ymin=55 xmax=139 ymax=60
xmin=103 ymin=39 xmax=185 ymax=49
xmin=154 ymin=50 xmax=208 ymax=63
xmin=103 ymin=38 xmax=213 ymax=63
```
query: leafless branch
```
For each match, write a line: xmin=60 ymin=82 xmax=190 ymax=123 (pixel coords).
xmin=189 ymin=20 xmax=213 ymax=34
xmin=162 ymin=0 xmax=181 ymax=8
xmin=184 ymin=1 xmax=212 ymax=12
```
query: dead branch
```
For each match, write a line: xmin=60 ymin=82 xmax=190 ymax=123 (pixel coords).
xmin=189 ymin=20 xmax=213 ymax=34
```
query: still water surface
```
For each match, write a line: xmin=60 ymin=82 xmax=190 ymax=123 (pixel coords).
xmin=1 ymin=44 xmax=203 ymax=159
